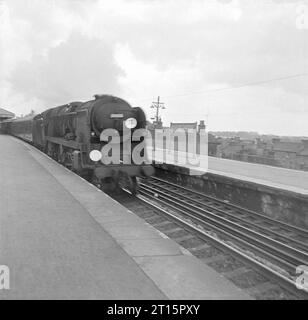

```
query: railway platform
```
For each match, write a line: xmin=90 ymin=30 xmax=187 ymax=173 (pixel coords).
xmin=150 ymin=148 xmax=308 ymax=195
xmin=0 ymin=135 xmax=251 ymax=300
xmin=208 ymin=156 xmax=308 ymax=196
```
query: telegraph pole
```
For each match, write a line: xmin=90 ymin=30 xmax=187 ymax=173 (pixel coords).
xmin=151 ymin=96 xmax=165 ymax=128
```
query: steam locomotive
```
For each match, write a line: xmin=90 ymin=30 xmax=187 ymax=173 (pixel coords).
xmin=1 ymin=95 xmax=154 ymax=193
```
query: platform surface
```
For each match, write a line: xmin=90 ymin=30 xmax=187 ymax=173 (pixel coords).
xmin=207 ymin=156 xmax=308 ymax=195
xmin=0 ymin=135 xmax=250 ymax=300
xmin=150 ymin=147 xmax=308 ymax=195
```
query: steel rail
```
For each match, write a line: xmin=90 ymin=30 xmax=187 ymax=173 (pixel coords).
xmin=139 ymin=184 xmax=308 ymax=272
xmin=140 ymin=180 xmax=308 ymax=252
xmin=148 ymin=176 xmax=308 ymax=238
xmin=139 ymin=186 xmax=306 ymax=275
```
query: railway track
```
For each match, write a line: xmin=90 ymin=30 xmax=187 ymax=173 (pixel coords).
xmin=111 ymin=176 xmax=308 ymax=300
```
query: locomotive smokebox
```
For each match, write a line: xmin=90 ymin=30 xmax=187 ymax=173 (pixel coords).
xmin=90 ymin=95 xmax=134 ymax=136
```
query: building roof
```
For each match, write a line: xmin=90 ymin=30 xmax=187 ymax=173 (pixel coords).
xmin=13 ymin=114 xmax=36 ymax=122
xmin=0 ymin=108 xmax=15 ymax=118
xmin=170 ymin=122 xmax=197 ymax=130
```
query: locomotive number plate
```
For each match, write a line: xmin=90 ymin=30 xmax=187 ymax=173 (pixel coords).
xmin=110 ymin=114 xmax=124 ymax=118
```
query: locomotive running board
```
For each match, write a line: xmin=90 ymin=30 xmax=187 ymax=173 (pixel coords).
xmin=45 ymin=136 xmax=79 ymax=149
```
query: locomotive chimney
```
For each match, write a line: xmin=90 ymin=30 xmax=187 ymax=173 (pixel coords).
xmin=94 ymin=94 xmax=104 ymax=100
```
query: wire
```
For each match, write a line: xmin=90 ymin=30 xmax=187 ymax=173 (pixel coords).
xmin=135 ymin=72 xmax=308 ymax=102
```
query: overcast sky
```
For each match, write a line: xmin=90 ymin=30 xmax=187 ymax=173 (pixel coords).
xmin=0 ymin=0 xmax=307 ymax=135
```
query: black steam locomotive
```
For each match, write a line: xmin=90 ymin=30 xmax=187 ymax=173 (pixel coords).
xmin=1 ymin=95 xmax=154 ymax=193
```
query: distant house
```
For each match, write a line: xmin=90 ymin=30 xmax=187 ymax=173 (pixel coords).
xmin=216 ymin=136 xmax=277 ymax=165
xmin=208 ymin=133 xmax=221 ymax=156
xmin=217 ymin=140 xmax=243 ymax=159
xmin=217 ymin=137 xmax=247 ymax=159
xmin=296 ymin=140 xmax=308 ymax=171
xmin=272 ymin=138 xmax=308 ymax=170
xmin=0 ymin=108 xmax=15 ymax=122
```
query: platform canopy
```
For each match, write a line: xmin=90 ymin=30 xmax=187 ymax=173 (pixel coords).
xmin=0 ymin=107 xmax=15 ymax=121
